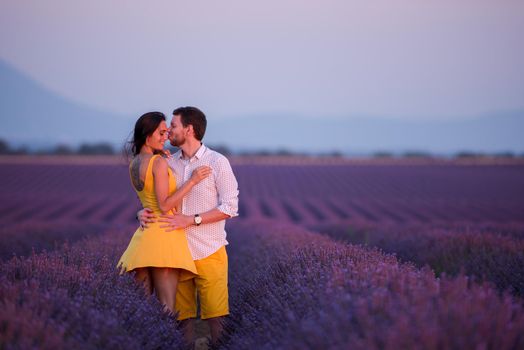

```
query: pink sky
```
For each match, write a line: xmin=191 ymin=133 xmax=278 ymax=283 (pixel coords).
xmin=1 ymin=0 xmax=523 ymax=120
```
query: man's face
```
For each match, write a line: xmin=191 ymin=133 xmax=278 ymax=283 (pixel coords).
xmin=168 ymin=115 xmax=188 ymax=147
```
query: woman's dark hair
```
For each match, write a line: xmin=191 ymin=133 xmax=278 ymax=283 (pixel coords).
xmin=172 ymin=106 xmax=207 ymax=141
xmin=126 ymin=111 xmax=166 ymax=157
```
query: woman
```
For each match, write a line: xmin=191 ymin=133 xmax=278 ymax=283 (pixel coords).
xmin=117 ymin=111 xmax=211 ymax=314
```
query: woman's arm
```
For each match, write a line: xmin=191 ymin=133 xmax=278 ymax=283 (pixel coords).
xmin=153 ymin=157 xmax=211 ymax=214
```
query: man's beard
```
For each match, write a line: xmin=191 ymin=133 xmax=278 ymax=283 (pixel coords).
xmin=169 ymin=136 xmax=184 ymax=147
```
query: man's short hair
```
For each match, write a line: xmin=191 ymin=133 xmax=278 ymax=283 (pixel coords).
xmin=172 ymin=106 xmax=207 ymax=141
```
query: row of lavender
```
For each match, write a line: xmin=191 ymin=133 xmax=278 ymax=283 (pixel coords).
xmin=240 ymin=196 xmax=524 ymax=226
xmin=0 ymin=221 xmax=127 ymax=260
xmin=311 ymin=221 xmax=524 ymax=297
xmin=4 ymin=192 xmax=523 ymax=233
xmin=4 ymin=191 xmax=522 ymax=229
xmin=2 ymin=162 xmax=524 ymax=227
xmin=2 ymin=219 xmax=524 ymax=349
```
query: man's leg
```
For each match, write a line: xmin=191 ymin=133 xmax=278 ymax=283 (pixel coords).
xmin=207 ymin=317 xmax=224 ymax=344
xmin=179 ymin=318 xmax=195 ymax=345
xmin=175 ymin=278 xmax=197 ymax=345
xmin=194 ymin=246 xmax=229 ymax=345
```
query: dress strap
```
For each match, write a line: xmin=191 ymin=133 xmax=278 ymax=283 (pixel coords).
xmin=144 ymin=154 xmax=161 ymax=192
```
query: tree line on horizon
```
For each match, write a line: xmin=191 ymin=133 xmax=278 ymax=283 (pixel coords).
xmin=0 ymin=138 xmax=522 ymax=159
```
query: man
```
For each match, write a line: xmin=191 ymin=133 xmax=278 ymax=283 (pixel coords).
xmin=137 ymin=106 xmax=239 ymax=346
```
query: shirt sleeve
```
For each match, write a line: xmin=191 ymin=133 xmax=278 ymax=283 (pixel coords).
xmin=213 ymin=155 xmax=239 ymax=218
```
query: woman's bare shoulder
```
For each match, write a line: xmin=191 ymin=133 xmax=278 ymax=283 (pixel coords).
xmin=152 ymin=155 xmax=168 ymax=172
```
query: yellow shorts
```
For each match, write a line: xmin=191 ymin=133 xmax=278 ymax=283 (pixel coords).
xmin=175 ymin=245 xmax=229 ymax=320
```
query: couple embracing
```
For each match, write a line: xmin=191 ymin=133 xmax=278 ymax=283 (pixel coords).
xmin=117 ymin=107 xmax=239 ymax=347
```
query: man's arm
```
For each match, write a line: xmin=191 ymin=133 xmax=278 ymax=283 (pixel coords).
xmin=137 ymin=208 xmax=155 ymax=229
xmin=212 ymin=154 xmax=239 ymax=218
xmin=158 ymin=208 xmax=230 ymax=231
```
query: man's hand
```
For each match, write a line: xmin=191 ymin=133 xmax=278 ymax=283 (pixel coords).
xmin=138 ymin=208 xmax=156 ymax=229
xmin=161 ymin=149 xmax=172 ymax=158
xmin=158 ymin=214 xmax=193 ymax=232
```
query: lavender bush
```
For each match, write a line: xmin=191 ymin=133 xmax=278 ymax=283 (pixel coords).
xmin=313 ymin=221 xmax=524 ymax=296
xmin=223 ymin=220 xmax=524 ymax=349
xmin=0 ymin=226 xmax=184 ymax=350
xmin=0 ymin=221 xmax=112 ymax=260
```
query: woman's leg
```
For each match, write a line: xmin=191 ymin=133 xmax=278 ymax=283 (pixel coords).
xmin=134 ymin=267 xmax=153 ymax=295
xmin=151 ymin=268 xmax=180 ymax=314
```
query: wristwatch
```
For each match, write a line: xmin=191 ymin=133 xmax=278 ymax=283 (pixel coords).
xmin=194 ymin=214 xmax=202 ymax=226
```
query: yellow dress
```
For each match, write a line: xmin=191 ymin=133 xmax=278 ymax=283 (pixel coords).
xmin=117 ymin=154 xmax=197 ymax=281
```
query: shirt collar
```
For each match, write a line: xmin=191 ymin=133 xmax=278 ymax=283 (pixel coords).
xmin=176 ymin=143 xmax=207 ymax=160
xmin=173 ymin=149 xmax=183 ymax=160
xmin=195 ymin=143 xmax=207 ymax=159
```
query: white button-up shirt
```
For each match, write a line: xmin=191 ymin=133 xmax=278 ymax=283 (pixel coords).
xmin=167 ymin=144 xmax=239 ymax=260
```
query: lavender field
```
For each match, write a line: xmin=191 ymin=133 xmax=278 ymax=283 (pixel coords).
xmin=1 ymin=156 xmax=524 ymax=349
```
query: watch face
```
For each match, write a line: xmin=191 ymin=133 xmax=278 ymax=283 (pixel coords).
xmin=194 ymin=215 xmax=202 ymax=224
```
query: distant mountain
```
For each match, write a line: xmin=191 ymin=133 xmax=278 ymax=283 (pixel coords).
xmin=2 ymin=59 xmax=523 ymax=154
xmin=0 ymin=59 xmax=131 ymax=149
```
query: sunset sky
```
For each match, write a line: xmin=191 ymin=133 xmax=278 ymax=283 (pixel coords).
xmin=1 ymin=0 xmax=523 ymax=123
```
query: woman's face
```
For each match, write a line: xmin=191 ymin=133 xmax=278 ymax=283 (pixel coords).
xmin=145 ymin=121 xmax=168 ymax=151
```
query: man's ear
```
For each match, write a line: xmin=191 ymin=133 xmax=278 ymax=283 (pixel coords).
xmin=187 ymin=124 xmax=194 ymax=136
